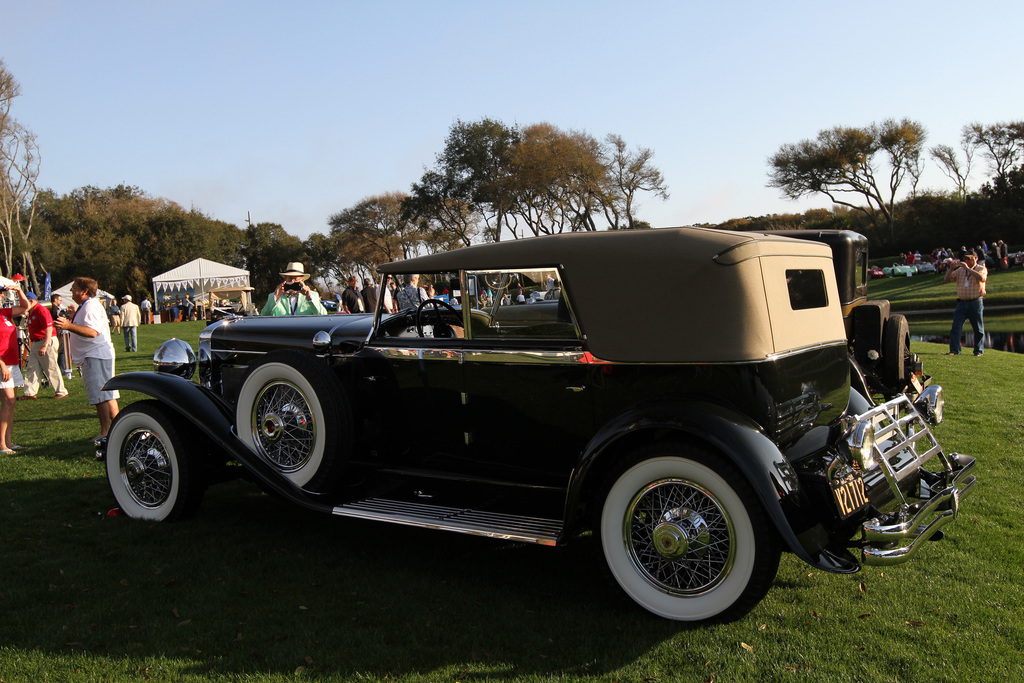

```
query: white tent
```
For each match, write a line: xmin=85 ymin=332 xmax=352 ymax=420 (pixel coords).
xmin=51 ymin=281 xmax=116 ymax=301
xmin=151 ymin=258 xmax=250 ymax=305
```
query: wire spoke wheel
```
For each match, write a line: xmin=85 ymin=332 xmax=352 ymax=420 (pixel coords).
xmin=625 ymin=478 xmax=735 ymax=595
xmin=120 ymin=427 xmax=174 ymax=509
xmin=235 ymin=351 xmax=352 ymax=492
xmin=599 ymin=448 xmax=780 ymax=622
xmin=106 ymin=401 xmax=204 ymax=522
xmin=251 ymin=380 xmax=317 ymax=472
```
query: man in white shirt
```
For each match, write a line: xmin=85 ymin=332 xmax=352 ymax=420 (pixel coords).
xmin=139 ymin=295 xmax=152 ymax=324
xmin=54 ymin=277 xmax=120 ymax=448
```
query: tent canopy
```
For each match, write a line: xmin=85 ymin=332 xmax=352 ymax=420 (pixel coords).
xmin=52 ymin=281 xmax=116 ymax=301
xmin=152 ymin=258 xmax=250 ymax=295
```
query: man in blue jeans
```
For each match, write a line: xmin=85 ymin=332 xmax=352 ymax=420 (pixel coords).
xmin=944 ymin=250 xmax=988 ymax=356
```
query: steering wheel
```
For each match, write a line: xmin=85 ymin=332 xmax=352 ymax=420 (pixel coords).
xmin=416 ymin=299 xmax=461 ymax=338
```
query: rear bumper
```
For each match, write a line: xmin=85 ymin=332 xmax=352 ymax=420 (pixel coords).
xmin=848 ymin=392 xmax=976 ymax=566
xmin=862 ymin=453 xmax=976 ymax=565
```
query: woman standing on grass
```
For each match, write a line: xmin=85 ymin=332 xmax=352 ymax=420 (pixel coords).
xmin=0 ymin=285 xmax=32 ymax=453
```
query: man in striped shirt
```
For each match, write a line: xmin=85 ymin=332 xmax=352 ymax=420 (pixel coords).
xmin=944 ymin=250 xmax=988 ymax=356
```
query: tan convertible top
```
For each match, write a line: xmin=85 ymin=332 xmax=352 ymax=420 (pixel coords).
xmin=380 ymin=227 xmax=846 ymax=362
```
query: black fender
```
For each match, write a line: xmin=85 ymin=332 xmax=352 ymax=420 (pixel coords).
xmin=848 ymin=357 xmax=876 ymax=410
xmin=105 ymin=372 xmax=334 ymax=515
xmin=567 ymin=399 xmax=859 ymax=573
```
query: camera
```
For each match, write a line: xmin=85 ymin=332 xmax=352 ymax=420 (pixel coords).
xmin=283 ymin=281 xmax=304 ymax=293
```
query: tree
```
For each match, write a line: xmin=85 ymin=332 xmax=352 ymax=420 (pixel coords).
xmin=403 ymin=170 xmax=483 ymax=248
xmin=930 ymin=138 xmax=977 ymax=200
xmin=407 ymin=119 xmax=670 ymax=241
xmin=327 ymin=192 xmax=423 ymax=269
xmin=963 ymin=121 xmax=1024 ymax=178
xmin=767 ymin=118 xmax=927 ymax=244
xmin=34 ymin=185 xmax=155 ymax=295
xmin=978 ymin=163 xmax=1024 ymax=240
xmin=508 ymin=123 xmax=611 ymax=237
xmin=303 ymin=231 xmax=351 ymax=291
xmin=33 ymin=185 xmax=244 ymax=298
xmin=410 ymin=118 xmax=521 ymax=242
xmin=0 ymin=60 xmax=41 ymax=288
xmin=603 ymin=134 xmax=669 ymax=229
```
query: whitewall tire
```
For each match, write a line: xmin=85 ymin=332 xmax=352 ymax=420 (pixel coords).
xmin=106 ymin=401 xmax=204 ymax=522
xmin=599 ymin=446 xmax=780 ymax=622
xmin=235 ymin=350 xmax=351 ymax=492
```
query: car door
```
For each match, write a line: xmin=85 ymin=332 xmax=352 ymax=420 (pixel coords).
xmin=364 ymin=272 xmax=465 ymax=468
xmin=459 ymin=269 xmax=594 ymax=489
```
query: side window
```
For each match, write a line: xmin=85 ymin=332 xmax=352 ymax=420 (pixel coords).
xmin=377 ymin=271 xmax=462 ymax=339
xmin=465 ymin=269 xmax=578 ymax=340
xmin=785 ymin=269 xmax=828 ymax=310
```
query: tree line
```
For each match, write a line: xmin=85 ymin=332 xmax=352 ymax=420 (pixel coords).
xmin=765 ymin=118 xmax=1024 ymax=254
xmin=3 ymin=57 xmax=1023 ymax=299
xmin=311 ymin=119 xmax=670 ymax=284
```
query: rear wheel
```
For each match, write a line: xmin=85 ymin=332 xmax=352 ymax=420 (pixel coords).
xmin=106 ymin=401 xmax=204 ymax=521
xmin=598 ymin=444 xmax=780 ymax=622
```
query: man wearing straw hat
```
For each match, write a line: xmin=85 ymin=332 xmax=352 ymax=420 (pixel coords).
xmin=261 ymin=262 xmax=327 ymax=316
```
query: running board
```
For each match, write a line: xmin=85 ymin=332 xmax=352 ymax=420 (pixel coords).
xmin=332 ymin=498 xmax=563 ymax=546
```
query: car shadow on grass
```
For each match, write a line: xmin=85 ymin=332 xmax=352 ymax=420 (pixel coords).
xmin=0 ymin=477 xmax=693 ymax=679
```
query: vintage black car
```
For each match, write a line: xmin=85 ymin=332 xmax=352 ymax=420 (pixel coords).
xmin=104 ymin=227 xmax=975 ymax=622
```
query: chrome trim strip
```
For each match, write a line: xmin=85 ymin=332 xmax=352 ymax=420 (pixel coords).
xmin=364 ymin=337 xmax=844 ymax=366
xmin=213 ymin=348 xmax=267 ymax=356
xmin=213 ymin=348 xmax=333 ymax=360
xmin=569 ymin=339 xmax=847 ymax=365
xmin=374 ymin=347 xmax=464 ymax=362
xmin=763 ymin=339 xmax=849 ymax=361
xmin=464 ymin=349 xmax=588 ymax=365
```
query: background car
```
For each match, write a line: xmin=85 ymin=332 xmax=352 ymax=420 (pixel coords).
xmin=883 ymin=264 xmax=917 ymax=277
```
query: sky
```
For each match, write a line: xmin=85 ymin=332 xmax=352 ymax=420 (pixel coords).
xmin=2 ymin=0 xmax=1022 ymax=240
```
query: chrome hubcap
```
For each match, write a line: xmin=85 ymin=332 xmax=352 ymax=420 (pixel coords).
xmin=261 ymin=413 xmax=285 ymax=441
xmin=651 ymin=507 xmax=710 ymax=560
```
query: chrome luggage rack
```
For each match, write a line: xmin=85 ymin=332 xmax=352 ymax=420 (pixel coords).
xmin=855 ymin=394 xmax=976 ymax=565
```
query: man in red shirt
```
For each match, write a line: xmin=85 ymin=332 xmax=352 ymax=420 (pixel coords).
xmin=22 ymin=292 xmax=68 ymax=399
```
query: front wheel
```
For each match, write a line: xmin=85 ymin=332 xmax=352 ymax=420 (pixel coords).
xmin=599 ymin=445 xmax=780 ymax=622
xmin=106 ymin=401 xmax=205 ymax=521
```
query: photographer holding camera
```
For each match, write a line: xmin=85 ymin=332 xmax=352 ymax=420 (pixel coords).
xmin=261 ymin=262 xmax=327 ymax=316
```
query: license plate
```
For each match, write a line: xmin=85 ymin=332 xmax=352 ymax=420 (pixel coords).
xmin=831 ymin=475 xmax=869 ymax=518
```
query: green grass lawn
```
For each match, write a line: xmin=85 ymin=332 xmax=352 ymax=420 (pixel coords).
xmin=1 ymin=323 xmax=1022 ymax=681
xmin=868 ymin=264 xmax=1024 ymax=312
